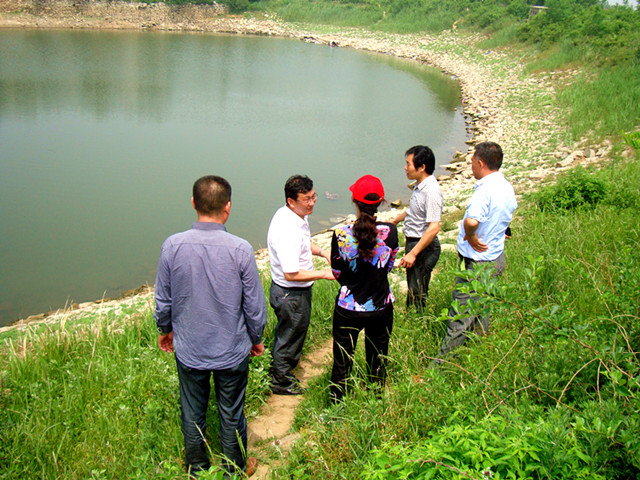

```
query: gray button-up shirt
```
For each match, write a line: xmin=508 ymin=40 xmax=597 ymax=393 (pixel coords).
xmin=154 ymin=222 xmax=267 ymax=370
xmin=403 ymin=175 xmax=443 ymax=239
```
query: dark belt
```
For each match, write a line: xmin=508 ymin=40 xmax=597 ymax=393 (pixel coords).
xmin=274 ymin=282 xmax=312 ymax=292
xmin=458 ymin=252 xmax=472 ymax=262
xmin=458 ymin=252 xmax=501 ymax=265
xmin=406 ymin=236 xmax=439 ymax=243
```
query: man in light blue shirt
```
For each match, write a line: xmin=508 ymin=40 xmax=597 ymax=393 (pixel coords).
xmin=438 ymin=142 xmax=517 ymax=357
xmin=154 ymin=175 xmax=267 ymax=478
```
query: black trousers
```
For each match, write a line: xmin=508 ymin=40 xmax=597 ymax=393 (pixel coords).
xmin=269 ymin=282 xmax=313 ymax=387
xmin=330 ymin=304 xmax=394 ymax=401
xmin=405 ymin=236 xmax=441 ymax=310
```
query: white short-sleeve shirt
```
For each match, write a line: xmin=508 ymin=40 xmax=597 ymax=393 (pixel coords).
xmin=267 ymin=206 xmax=314 ymax=288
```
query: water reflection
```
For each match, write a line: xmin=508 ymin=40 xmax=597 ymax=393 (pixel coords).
xmin=0 ymin=30 xmax=467 ymax=325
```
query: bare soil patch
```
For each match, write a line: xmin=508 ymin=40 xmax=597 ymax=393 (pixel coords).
xmin=247 ymin=339 xmax=333 ymax=479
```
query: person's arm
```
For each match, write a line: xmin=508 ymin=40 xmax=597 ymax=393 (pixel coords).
xmin=240 ymin=245 xmax=268 ymax=346
xmin=391 ymin=210 xmax=407 ymax=225
xmin=154 ymin=242 xmax=174 ymax=351
xmin=284 ymin=269 xmax=334 ymax=282
xmin=398 ymin=221 xmax=440 ymax=268
xmin=463 ymin=217 xmax=488 ymax=252
xmin=329 ymin=230 xmax=343 ymax=280
xmin=387 ymin=225 xmax=400 ymax=272
xmin=462 ymin=186 xmax=490 ymax=253
xmin=311 ymin=241 xmax=331 ymax=262
xmin=281 ymin=236 xmax=334 ymax=281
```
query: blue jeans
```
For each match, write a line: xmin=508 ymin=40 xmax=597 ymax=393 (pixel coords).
xmin=175 ymin=355 xmax=250 ymax=477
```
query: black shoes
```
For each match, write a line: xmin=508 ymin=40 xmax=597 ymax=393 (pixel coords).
xmin=271 ymin=382 xmax=306 ymax=395
xmin=270 ymin=372 xmax=306 ymax=395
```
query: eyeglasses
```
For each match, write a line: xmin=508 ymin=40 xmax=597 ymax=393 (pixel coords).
xmin=297 ymin=193 xmax=318 ymax=206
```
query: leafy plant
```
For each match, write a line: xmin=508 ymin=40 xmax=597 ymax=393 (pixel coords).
xmin=623 ymin=131 xmax=640 ymax=151
xmin=532 ymin=167 xmax=608 ymax=211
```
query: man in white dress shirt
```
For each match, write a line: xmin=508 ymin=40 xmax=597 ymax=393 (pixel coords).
xmin=267 ymin=175 xmax=334 ymax=395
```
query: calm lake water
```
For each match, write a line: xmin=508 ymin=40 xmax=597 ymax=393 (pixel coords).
xmin=0 ymin=30 xmax=467 ymax=326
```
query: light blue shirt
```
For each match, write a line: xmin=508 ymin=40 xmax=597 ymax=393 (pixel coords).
xmin=154 ymin=222 xmax=267 ymax=370
xmin=457 ymin=171 xmax=517 ymax=261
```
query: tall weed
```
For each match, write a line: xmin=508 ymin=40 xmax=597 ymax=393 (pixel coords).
xmin=558 ymin=62 xmax=640 ymax=139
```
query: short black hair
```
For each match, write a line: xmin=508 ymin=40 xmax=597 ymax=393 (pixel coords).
xmin=284 ymin=175 xmax=314 ymax=203
xmin=405 ymin=145 xmax=436 ymax=175
xmin=192 ymin=175 xmax=231 ymax=215
xmin=474 ymin=142 xmax=503 ymax=171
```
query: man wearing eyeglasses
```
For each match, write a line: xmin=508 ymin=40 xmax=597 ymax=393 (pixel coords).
xmin=267 ymin=175 xmax=335 ymax=395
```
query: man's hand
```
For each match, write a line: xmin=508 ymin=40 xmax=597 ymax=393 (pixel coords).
xmin=321 ymin=269 xmax=335 ymax=280
xmin=464 ymin=232 xmax=488 ymax=252
xmin=391 ymin=211 xmax=406 ymax=226
xmin=398 ymin=251 xmax=417 ymax=268
xmin=158 ymin=332 xmax=174 ymax=353
xmin=463 ymin=217 xmax=487 ymax=252
xmin=250 ymin=342 xmax=265 ymax=357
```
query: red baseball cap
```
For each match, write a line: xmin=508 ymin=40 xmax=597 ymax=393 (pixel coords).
xmin=349 ymin=175 xmax=385 ymax=204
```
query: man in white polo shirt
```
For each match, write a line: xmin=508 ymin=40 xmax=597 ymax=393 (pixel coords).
xmin=438 ymin=141 xmax=517 ymax=357
xmin=267 ymin=175 xmax=334 ymax=395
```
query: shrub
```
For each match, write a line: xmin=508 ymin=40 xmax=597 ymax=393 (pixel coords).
xmin=221 ymin=0 xmax=249 ymax=13
xmin=623 ymin=131 xmax=640 ymax=151
xmin=532 ymin=167 xmax=607 ymax=211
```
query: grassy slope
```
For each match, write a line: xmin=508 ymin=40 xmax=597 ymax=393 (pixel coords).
xmin=279 ymin=157 xmax=640 ymax=479
xmin=0 ymin=276 xmax=338 ymax=479
xmin=244 ymin=5 xmax=640 ymax=477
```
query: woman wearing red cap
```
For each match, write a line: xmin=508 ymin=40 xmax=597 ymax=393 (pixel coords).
xmin=329 ymin=175 xmax=399 ymax=402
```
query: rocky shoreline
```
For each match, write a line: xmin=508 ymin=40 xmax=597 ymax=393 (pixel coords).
xmin=0 ymin=0 xmax=611 ymax=330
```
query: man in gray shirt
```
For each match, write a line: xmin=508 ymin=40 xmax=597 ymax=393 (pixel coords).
xmin=393 ymin=145 xmax=443 ymax=310
xmin=154 ymin=175 xmax=267 ymax=478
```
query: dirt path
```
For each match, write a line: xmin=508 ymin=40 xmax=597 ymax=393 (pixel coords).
xmin=247 ymin=339 xmax=333 ymax=479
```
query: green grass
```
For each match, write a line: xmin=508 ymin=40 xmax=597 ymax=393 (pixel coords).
xmin=0 ymin=277 xmax=338 ymax=479
xmin=253 ymin=0 xmax=462 ymax=33
xmin=269 ymin=152 xmax=640 ymax=480
xmin=558 ymin=62 xmax=640 ymax=140
xmin=3 ymin=1 xmax=640 ymax=476
xmin=2 ymin=156 xmax=639 ymax=477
